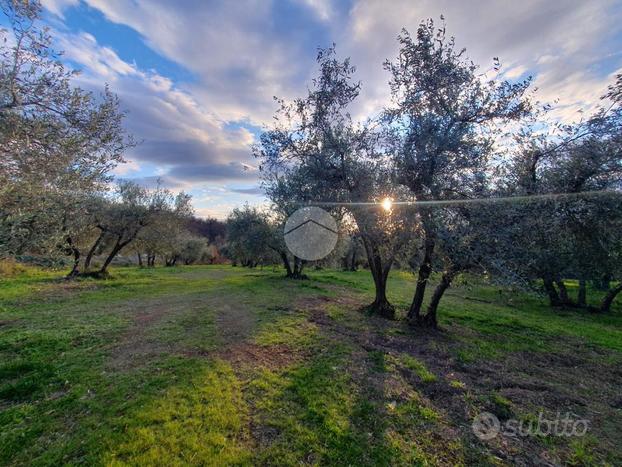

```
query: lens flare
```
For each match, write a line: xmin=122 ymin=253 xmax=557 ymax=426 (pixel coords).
xmin=381 ymin=197 xmax=393 ymax=211
xmin=301 ymin=190 xmax=620 ymax=210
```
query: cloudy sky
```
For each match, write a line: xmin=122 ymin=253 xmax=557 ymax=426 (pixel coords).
xmin=34 ymin=0 xmax=622 ymax=218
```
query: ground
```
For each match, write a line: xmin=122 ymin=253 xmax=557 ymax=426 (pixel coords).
xmin=0 ymin=265 xmax=621 ymax=466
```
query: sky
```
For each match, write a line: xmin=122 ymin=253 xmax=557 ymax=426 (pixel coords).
xmin=30 ymin=0 xmax=622 ymax=218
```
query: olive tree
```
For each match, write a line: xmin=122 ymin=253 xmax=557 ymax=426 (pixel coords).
xmin=260 ymin=173 xmax=315 ymax=278
xmin=179 ymin=236 xmax=207 ymax=265
xmin=226 ymin=205 xmax=280 ymax=268
xmin=255 ymin=47 xmax=418 ymax=317
xmin=383 ymin=19 xmax=532 ymax=326
xmin=496 ymin=90 xmax=622 ymax=311
xmin=135 ymin=191 xmax=194 ymax=267
xmin=64 ymin=182 xmax=191 ymax=277
xmin=0 ymin=0 xmax=134 ymax=260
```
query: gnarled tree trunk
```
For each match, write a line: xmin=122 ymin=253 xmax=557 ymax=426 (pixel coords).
xmin=361 ymin=236 xmax=395 ymax=319
xmin=350 ymin=249 xmax=358 ymax=271
xmin=424 ymin=270 xmax=455 ymax=327
xmin=412 ymin=269 xmax=455 ymax=328
xmin=84 ymin=230 xmax=105 ymax=272
xmin=280 ymin=252 xmax=293 ymax=277
xmin=555 ymin=279 xmax=574 ymax=306
xmin=543 ymin=277 xmax=562 ymax=307
xmin=600 ymin=283 xmax=622 ymax=313
xmin=287 ymin=256 xmax=307 ymax=279
xmin=407 ymin=234 xmax=435 ymax=323
xmin=99 ymin=230 xmax=139 ymax=275
xmin=99 ymin=237 xmax=123 ymax=275
xmin=65 ymin=236 xmax=81 ymax=278
xmin=577 ymin=279 xmax=587 ymax=307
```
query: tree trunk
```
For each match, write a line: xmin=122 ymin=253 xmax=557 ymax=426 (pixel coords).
xmin=543 ymin=277 xmax=562 ymax=307
xmin=288 ymin=256 xmax=307 ymax=279
xmin=137 ymin=252 xmax=143 ymax=267
xmin=600 ymin=283 xmax=622 ymax=313
xmin=99 ymin=237 xmax=123 ymax=274
xmin=350 ymin=249 xmax=357 ymax=271
xmin=65 ymin=236 xmax=81 ymax=278
xmin=361 ymin=236 xmax=395 ymax=319
xmin=407 ymin=234 xmax=435 ymax=322
xmin=555 ymin=279 xmax=574 ymax=306
xmin=577 ymin=280 xmax=587 ymax=307
xmin=370 ymin=268 xmax=394 ymax=319
xmin=419 ymin=271 xmax=454 ymax=328
xmin=84 ymin=230 xmax=105 ymax=272
xmin=280 ymin=252 xmax=293 ymax=277
xmin=99 ymin=232 xmax=137 ymax=275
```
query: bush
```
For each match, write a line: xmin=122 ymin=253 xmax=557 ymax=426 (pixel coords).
xmin=15 ymin=255 xmax=67 ymax=269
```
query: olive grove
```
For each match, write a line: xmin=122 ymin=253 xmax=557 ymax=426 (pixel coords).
xmin=254 ymin=19 xmax=622 ymax=325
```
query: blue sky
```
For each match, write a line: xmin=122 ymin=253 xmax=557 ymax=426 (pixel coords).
xmin=32 ymin=0 xmax=622 ymax=218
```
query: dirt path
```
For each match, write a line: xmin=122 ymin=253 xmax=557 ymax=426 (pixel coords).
xmin=213 ymin=301 xmax=256 ymax=344
xmin=106 ymin=294 xmax=211 ymax=369
xmin=104 ymin=282 xmax=259 ymax=370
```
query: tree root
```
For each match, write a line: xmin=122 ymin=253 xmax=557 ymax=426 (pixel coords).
xmin=361 ymin=300 xmax=396 ymax=320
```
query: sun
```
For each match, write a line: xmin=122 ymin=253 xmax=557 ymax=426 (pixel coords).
xmin=381 ymin=197 xmax=393 ymax=211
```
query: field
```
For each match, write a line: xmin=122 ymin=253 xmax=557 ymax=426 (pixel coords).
xmin=1 ymin=265 xmax=621 ymax=466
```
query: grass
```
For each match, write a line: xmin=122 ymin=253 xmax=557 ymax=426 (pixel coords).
xmin=106 ymin=358 xmax=250 ymax=466
xmin=0 ymin=264 xmax=621 ymax=465
xmin=394 ymin=354 xmax=437 ymax=383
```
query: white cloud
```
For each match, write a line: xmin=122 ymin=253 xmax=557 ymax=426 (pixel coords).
xmin=342 ymin=0 xmax=621 ymax=122
xmin=39 ymin=0 xmax=622 ymax=216
xmin=299 ymin=0 xmax=333 ymax=21
xmin=41 ymin=0 xmax=79 ymax=18
xmin=59 ymin=32 xmax=137 ymax=79
xmin=504 ymin=65 xmax=528 ymax=79
xmin=537 ymin=54 xmax=557 ymax=65
xmin=56 ymin=29 xmax=259 ymax=186
xmin=46 ymin=0 xmax=622 ymax=128
xmin=74 ymin=0 xmax=316 ymax=123
xmin=112 ymin=159 xmax=141 ymax=176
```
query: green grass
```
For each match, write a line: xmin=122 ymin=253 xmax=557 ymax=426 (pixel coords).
xmin=395 ymin=354 xmax=437 ymax=383
xmin=0 ymin=264 xmax=621 ymax=465
xmin=106 ymin=358 xmax=250 ymax=466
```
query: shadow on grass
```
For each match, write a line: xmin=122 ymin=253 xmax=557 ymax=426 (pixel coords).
xmin=2 ymin=265 xmax=621 ymax=465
